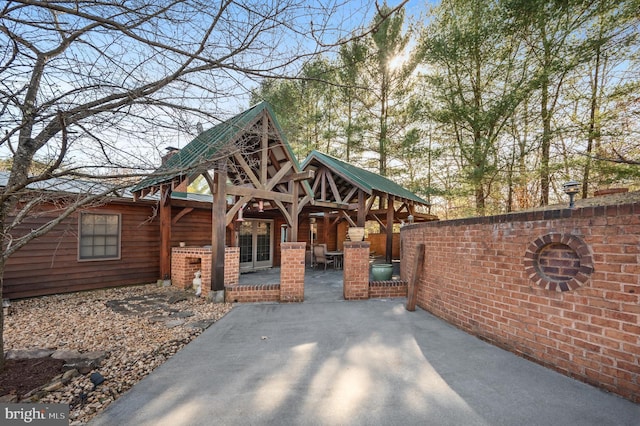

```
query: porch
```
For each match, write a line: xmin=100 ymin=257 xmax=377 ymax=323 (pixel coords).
xmin=132 ymin=102 xmax=435 ymax=298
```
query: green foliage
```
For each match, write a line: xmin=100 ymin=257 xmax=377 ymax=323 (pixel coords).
xmin=252 ymin=0 xmax=640 ymax=218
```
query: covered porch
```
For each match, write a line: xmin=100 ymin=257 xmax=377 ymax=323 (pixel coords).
xmin=131 ymin=102 xmax=437 ymax=299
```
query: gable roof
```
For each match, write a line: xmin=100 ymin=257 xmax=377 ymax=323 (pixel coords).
xmin=0 ymin=170 xmax=212 ymax=204
xmin=302 ymin=150 xmax=429 ymax=206
xmin=132 ymin=101 xmax=304 ymax=195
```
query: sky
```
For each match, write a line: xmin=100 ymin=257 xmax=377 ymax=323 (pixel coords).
xmin=0 ymin=0 xmax=439 ymax=170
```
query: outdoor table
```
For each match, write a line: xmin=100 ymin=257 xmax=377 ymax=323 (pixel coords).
xmin=325 ymin=251 xmax=343 ymax=269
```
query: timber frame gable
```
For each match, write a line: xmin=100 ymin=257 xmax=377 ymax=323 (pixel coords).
xmin=131 ymin=103 xmax=436 ymax=291
xmin=132 ymin=102 xmax=313 ymax=292
xmin=302 ymin=150 xmax=437 ymax=262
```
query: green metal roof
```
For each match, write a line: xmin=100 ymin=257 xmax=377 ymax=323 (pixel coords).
xmin=133 ymin=101 xmax=301 ymax=194
xmin=302 ymin=150 xmax=429 ymax=206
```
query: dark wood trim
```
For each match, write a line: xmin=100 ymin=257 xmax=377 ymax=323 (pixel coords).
xmin=225 ymin=195 xmax=251 ymax=226
xmin=370 ymin=213 xmax=386 ymax=231
xmin=357 ymin=190 xmax=366 ymax=226
xmin=386 ymin=194 xmax=394 ymax=263
xmin=261 ymin=111 xmax=268 ymax=184
xmin=266 ymin=162 xmax=293 ymax=190
xmin=289 ymin=180 xmax=299 ymax=241
xmin=211 ymin=162 xmax=227 ymax=292
xmin=233 ymin=152 xmax=261 ymax=188
xmin=159 ymin=186 xmax=172 ymax=279
xmin=226 ymin=185 xmax=294 ymax=203
xmin=312 ymin=200 xmax=350 ymax=209
xmin=340 ymin=210 xmax=356 ymax=227
xmin=172 ymin=207 xmax=194 ymax=224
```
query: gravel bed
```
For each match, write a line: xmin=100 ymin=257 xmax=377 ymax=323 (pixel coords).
xmin=4 ymin=283 xmax=233 ymax=424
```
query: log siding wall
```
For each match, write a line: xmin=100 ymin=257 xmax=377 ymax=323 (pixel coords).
xmin=4 ymin=200 xmax=216 ymax=299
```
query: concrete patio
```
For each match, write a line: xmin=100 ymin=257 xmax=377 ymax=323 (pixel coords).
xmin=90 ymin=267 xmax=640 ymax=426
xmin=237 ymin=261 xmax=401 ymax=299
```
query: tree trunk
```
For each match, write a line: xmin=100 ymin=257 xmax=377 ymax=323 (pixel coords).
xmin=539 ymin=25 xmax=552 ymax=207
xmin=379 ymin=90 xmax=388 ymax=177
xmin=583 ymin=39 xmax=602 ymax=199
xmin=0 ymin=256 xmax=5 ymax=371
xmin=540 ymin=72 xmax=551 ymax=206
xmin=346 ymin=98 xmax=353 ymax=162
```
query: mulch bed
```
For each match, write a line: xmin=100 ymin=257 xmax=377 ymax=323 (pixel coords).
xmin=0 ymin=358 xmax=66 ymax=399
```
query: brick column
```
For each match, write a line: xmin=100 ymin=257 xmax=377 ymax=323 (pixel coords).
xmin=224 ymin=247 xmax=240 ymax=286
xmin=200 ymin=253 xmax=212 ymax=298
xmin=280 ymin=242 xmax=305 ymax=302
xmin=343 ymin=241 xmax=370 ymax=300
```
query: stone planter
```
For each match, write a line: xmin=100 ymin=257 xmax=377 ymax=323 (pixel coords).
xmin=348 ymin=227 xmax=365 ymax=242
xmin=371 ymin=263 xmax=393 ymax=281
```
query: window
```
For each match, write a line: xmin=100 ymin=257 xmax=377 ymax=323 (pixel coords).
xmin=79 ymin=212 xmax=121 ymax=260
xmin=524 ymin=233 xmax=593 ymax=292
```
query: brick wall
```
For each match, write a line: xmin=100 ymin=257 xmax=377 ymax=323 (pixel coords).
xmin=279 ymin=242 xmax=305 ymax=302
xmin=400 ymin=203 xmax=640 ymax=403
xmin=224 ymin=247 xmax=240 ymax=286
xmin=225 ymin=284 xmax=280 ymax=303
xmin=343 ymin=241 xmax=370 ymax=300
xmin=171 ymin=247 xmax=208 ymax=290
xmin=369 ymin=280 xmax=408 ymax=298
xmin=171 ymin=247 xmax=239 ymax=298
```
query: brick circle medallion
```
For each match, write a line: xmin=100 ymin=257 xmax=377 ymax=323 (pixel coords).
xmin=524 ymin=233 xmax=593 ymax=292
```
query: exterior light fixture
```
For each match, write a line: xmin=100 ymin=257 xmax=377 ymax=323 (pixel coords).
xmin=258 ymin=200 xmax=264 ymax=212
xmin=407 ymin=214 xmax=414 ymax=224
xmin=563 ymin=181 xmax=580 ymax=208
xmin=237 ymin=204 xmax=245 ymax=222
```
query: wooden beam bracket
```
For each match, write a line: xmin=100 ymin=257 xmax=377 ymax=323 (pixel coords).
xmin=172 ymin=207 xmax=194 ymax=224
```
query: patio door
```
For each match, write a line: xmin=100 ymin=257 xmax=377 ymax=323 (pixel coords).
xmin=239 ymin=220 xmax=273 ymax=271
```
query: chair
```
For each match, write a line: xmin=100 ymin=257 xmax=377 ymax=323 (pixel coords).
xmin=313 ymin=245 xmax=334 ymax=270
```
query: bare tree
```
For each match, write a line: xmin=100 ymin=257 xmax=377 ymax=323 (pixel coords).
xmin=0 ymin=0 xmax=386 ymax=368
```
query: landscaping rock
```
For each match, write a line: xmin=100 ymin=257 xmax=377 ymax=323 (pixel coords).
xmin=148 ymin=316 xmax=168 ymax=324
xmin=51 ymin=349 xmax=82 ymax=360
xmin=186 ymin=319 xmax=215 ymax=330
xmin=0 ymin=393 xmax=17 ymax=403
xmin=164 ymin=319 xmax=186 ymax=328
xmin=167 ymin=293 xmax=189 ymax=304
xmin=63 ymin=359 xmax=97 ymax=375
xmin=43 ymin=380 xmax=64 ymax=392
xmin=4 ymin=283 xmax=232 ymax=424
xmin=5 ymin=348 xmax=54 ymax=359
xmin=63 ymin=369 xmax=81 ymax=381
xmin=170 ymin=311 xmax=194 ymax=318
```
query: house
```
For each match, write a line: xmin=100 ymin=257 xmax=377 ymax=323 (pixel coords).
xmin=2 ymin=102 xmax=436 ymax=299
xmin=0 ymin=171 xmax=224 ymax=299
xmin=132 ymin=101 xmax=436 ymax=295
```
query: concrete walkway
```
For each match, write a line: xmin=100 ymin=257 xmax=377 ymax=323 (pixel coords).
xmin=91 ymin=269 xmax=640 ymax=425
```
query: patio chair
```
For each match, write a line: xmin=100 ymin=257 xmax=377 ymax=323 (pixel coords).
xmin=313 ymin=245 xmax=334 ymax=270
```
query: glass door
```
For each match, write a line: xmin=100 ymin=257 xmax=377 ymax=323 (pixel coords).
xmin=239 ymin=220 xmax=273 ymax=271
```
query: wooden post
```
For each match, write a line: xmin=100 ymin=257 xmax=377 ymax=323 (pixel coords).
xmin=357 ymin=190 xmax=366 ymax=227
xmin=323 ymin=214 xmax=330 ymax=249
xmin=211 ymin=161 xmax=227 ymax=293
xmin=289 ymin=180 xmax=299 ymax=242
xmin=159 ymin=185 xmax=172 ymax=280
xmin=406 ymin=243 xmax=425 ymax=312
xmin=385 ymin=194 xmax=394 ymax=263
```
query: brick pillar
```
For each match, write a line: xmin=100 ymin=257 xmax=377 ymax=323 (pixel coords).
xmin=343 ymin=241 xmax=370 ymax=300
xmin=280 ymin=242 xmax=305 ymax=302
xmin=224 ymin=247 xmax=240 ymax=286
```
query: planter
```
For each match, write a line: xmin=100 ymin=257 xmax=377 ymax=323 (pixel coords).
xmin=348 ymin=227 xmax=365 ymax=242
xmin=371 ymin=263 xmax=393 ymax=281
